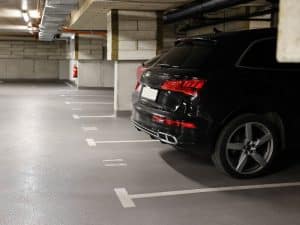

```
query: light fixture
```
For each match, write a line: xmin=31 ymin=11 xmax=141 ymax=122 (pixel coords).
xmin=22 ymin=0 xmax=28 ymax=11
xmin=22 ymin=11 xmax=30 ymax=23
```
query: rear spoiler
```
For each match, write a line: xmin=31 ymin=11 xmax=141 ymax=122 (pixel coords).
xmin=174 ymin=37 xmax=217 ymax=46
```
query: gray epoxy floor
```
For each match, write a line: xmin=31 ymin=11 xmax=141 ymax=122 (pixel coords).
xmin=0 ymin=81 xmax=300 ymax=225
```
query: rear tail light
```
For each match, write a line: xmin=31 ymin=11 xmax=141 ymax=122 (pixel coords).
xmin=135 ymin=65 xmax=146 ymax=91
xmin=152 ymin=115 xmax=197 ymax=129
xmin=161 ymin=79 xmax=206 ymax=96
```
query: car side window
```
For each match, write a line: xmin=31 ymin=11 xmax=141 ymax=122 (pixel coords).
xmin=237 ymin=38 xmax=300 ymax=71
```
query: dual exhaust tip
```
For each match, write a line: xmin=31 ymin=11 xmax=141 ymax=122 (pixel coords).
xmin=133 ymin=120 xmax=178 ymax=145
xmin=157 ymin=132 xmax=178 ymax=145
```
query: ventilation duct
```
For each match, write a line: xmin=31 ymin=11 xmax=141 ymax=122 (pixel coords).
xmin=39 ymin=0 xmax=78 ymax=41
xmin=163 ymin=0 xmax=255 ymax=23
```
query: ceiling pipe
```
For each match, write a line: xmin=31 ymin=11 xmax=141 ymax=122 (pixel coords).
xmin=62 ymin=28 xmax=107 ymax=37
xmin=163 ymin=0 xmax=255 ymax=24
xmin=180 ymin=8 xmax=273 ymax=32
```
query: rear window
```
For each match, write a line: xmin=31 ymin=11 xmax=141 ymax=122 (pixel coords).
xmin=156 ymin=41 xmax=216 ymax=69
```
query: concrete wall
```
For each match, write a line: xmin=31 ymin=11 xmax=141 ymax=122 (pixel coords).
xmin=78 ymin=37 xmax=104 ymax=60
xmin=59 ymin=60 xmax=70 ymax=80
xmin=0 ymin=40 xmax=70 ymax=80
xmin=74 ymin=36 xmax=114 ymax=88
xmin=78 ymin=60 xmax=114 ymax=88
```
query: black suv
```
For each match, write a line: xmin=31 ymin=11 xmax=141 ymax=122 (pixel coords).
xmin=132 ymin=28 xmax=300 ymax=178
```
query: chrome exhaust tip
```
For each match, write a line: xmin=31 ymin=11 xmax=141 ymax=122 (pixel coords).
xmin=158 ymin=132 xmax=178 ymax=145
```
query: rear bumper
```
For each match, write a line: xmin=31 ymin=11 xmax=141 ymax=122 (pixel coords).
xmin=131 ymin=103 xmax=212 ymax=149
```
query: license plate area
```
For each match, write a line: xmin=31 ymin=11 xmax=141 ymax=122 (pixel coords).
xmin=141 ymin=86 xmax=158 ymax=101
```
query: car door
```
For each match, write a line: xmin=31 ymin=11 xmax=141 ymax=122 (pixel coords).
xmin=236 ymin=38 xmax=300 ymax=148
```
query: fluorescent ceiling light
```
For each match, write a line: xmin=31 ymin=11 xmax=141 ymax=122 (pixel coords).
xmin=22 ymin=11 xmax=30 ymax=23
xmin=0 ymin=9 xmax=22 ymax=18
xmin=22 ymin=0 xmax=28 ymax=11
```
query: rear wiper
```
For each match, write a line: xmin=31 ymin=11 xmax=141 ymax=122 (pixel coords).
xmin=158 ymin=63 xmax=179 ymax=68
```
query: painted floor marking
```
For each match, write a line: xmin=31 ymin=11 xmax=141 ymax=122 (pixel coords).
xmin=115 ymin=188 xmax=136 ymax=208
xmin=66 ymin=101 xmax=113 ymax=105
xmin=72 ymin=108 xmax=82 ymax=111
xmin=86 ymin=138 xmax=96 ymax=147
xmin=82 ymin=126 xmax=98 ymax=131
xmin=104 ymin=163 xmax=127 ymax=167
xmin=61 ymin=94 xmax=112 ymax=97
xmin=73 ymin=114 xmax=115 ymax=119
xmin=64 ymin=81 xmax=75 ymax=88
xmin=58 ymin=89 xmax=78 ymax=92
xmin=73 ymin=114 xmax=80 ymax=119
xmin=103 ymin=159 xmax=126 ymax=167
xmin=86 ymin=138 xmax=159 ymax=146
xmin=103 ymin=159 xmax=124 ymax=162
xmin=115 ymin=181 xmax=300 ymax=208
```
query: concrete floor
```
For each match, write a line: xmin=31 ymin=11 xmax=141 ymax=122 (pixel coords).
xmin=0 ymin=81 xmax=300 ymax=225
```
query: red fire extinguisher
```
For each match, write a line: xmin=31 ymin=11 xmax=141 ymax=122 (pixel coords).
xmin=73 ymin=65 xmax=78 ymax=78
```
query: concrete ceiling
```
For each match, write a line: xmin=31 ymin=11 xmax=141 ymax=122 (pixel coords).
xmin=0 ymin=0 xmax=40 ymax=36
xmin=68 ymin=0 xmax=193 ymax=30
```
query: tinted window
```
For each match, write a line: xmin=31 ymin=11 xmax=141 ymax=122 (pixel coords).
xmin=156 ymin=41 xmax=216 ymax=69
xmin=239 ymin=38 xmax=300 ymax=70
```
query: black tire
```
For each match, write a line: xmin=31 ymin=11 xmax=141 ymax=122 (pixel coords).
xmin=212 ymin=114 xmax=281 ymax=178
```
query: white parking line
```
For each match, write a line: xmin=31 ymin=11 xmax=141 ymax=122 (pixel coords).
xmin=72 ymin=108 xmax=82 ymax=111
xmin=115 ymin=188 xmax=136 ymax=208
xmin=58 ymin=89 xmax=78 ymax=92
xmin=86 ymin=138 xmax=97 ymax=147
xmin=105 ymin=163 xmax=127 ymax=167
xmin=64 ymin=82 xmax=75 ymax=88
xmin=73 ymin=114 xmax=80 ymax=119
xmin=86 ymin=138 xmax=159 ymax=146
xmin=61 ymin=94 xmax=112 ymax=97
xmin=73 ymin=114 xmax=115 ymax=119
xmin=115 ymin=181 xmax=300 ymax=208
xmin=103 ymin=159 xmax=124 ymax=162
xmin=82 ymin=127 xmax=98 ymax=131
xmin=66 ymin=101 xmax=113 ymax=105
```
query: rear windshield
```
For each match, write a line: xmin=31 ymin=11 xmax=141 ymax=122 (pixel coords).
xmin=156 ymin=41 xmax=216 ymax=69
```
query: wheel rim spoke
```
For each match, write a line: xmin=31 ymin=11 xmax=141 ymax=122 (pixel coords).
xmin=226 ymin=121 xmax=274 ymax=175
xmin=256 ymin=133 xmax=272 ymax=147
xmin=236 ymin=152 xmax=248 ymax=172
xmin=245 ymin=123 xmax=253 ymax=141
xmin=227 ymin=143 xmax=244 ymax=151
xmin=251 ymin=153 xmax=267 ymax=167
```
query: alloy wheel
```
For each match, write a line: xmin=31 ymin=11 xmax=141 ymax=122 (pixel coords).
xmin=225 ymin=122 xmax=274 ymax=175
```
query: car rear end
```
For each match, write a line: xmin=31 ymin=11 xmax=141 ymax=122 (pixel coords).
xmin=132 ymin=39 xmax=218 ymax=147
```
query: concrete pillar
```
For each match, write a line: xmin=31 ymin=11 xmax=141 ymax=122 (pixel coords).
xmin=69 ymin=35 xmax=114 ymax=88
xmin=107 ymin=10 xmax=161 ymax=116
xmin=277 ymin=0 xmax=300 ymax=62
